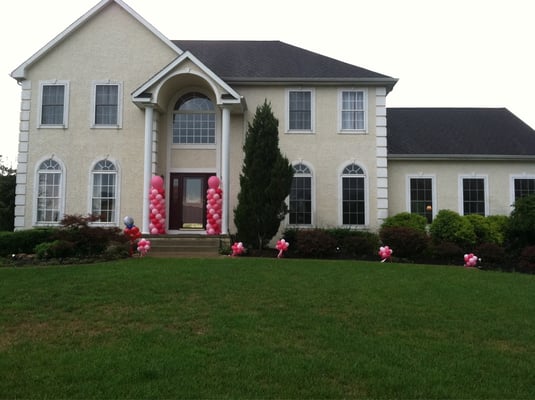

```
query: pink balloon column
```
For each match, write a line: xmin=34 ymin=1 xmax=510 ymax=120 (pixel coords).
xmin=206 ymin=176 xmax=222 ymax=235
xmin=149 ymin=175 xmax=166 ymax=234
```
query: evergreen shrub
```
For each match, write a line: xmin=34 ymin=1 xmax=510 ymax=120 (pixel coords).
xmin=381 ymin=212 xmax=428 ymax=232
xmin=430 ymin=209 xmax=476 ymax=250
xmin=295 ymin=229 xmax=337 ymax=259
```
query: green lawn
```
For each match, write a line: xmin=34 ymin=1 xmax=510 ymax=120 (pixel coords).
xmin=1 ymin=257 xmax=534 ymax=399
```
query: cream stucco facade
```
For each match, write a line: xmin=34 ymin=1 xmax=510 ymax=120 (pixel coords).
xmin=11 ymin=0 xmax=535 ymax=240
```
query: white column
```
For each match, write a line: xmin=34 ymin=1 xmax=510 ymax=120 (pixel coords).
xmin=221 ymin=106 xmax=231 ymax=234
xmin=142 ymin=105 xmax=154 ymax=234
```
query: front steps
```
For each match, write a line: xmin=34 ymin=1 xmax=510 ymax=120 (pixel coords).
xmin=144 ymin=234 xmax=230 ymax=257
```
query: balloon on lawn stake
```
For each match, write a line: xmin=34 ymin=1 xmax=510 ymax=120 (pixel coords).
xmin=231 ymin=242 xmax=245 ymax=256
xmin=464 ymin=253 xmax=480 ymax=268
xmin=378 ymin=246 xmax=393 ymax=262
xmin=276 ymin=239 xmax=289 ymax=258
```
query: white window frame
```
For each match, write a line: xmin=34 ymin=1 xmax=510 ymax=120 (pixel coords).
xmin=288 ymin=161 xmax=315 ymax=226
xmin=510 ymin=174 xmax=535 ymax=210
xmin=338 ymin=162 xmax=369 ymax=227
xmin=406 ymin=174 xmax=436 ymax=222
xmin=458 ymin=174 xmax=489 ymax=216
xmin=33 ymin=157 xmax=66 ymax=226
xmin=37 ymin=80 xmax=70 ymax=128
xmin=88 ymin=159 xmax=120 ymax=226
xmin=338 ymin=88 xmax=367 ymax=134
xmin=286 ymin=88 xmax=315 ymax=133
xmin=91 ymin=80 xmax=123 ymax=129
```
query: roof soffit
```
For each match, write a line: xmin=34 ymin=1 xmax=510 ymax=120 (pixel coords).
xmin=10 ymin=0 xmax=180 ymax=80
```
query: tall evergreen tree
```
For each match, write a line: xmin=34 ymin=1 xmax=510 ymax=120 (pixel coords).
xmin=0 ymin=156 xmax=16 ymax=231
xmin=234 ymin=100 xmax=293 ymax=250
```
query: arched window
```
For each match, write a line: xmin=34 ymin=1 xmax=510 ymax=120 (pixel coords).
xmin=91 ymin=160 xmax=117 ymax=223
xmin=172 ymin=92 xmax=215 ymax=144
xmin=341 ymin=163 xmax=366 ymax=225
xmin=289 ymin=163 xmax=313 ymax=225
xmin=36 ymin=159 xmax=63 ymax=223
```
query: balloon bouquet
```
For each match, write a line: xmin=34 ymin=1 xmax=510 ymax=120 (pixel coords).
xmin=378 ymin=245 xmax=393 ymax=262
xmin=231 ymin=241 xmax=245 ymax=257
xmin=206 ymin=176 xmax=223 ymax=235
xmin=276 ymin=239 xmax=289 ymax=258
xmin=123 ymin=216 xmax=151 ymax=256
xmin=464 ymin=253 xmax=480 ymax=268
xmin=149 ymin=175 xmax=166 ymax=235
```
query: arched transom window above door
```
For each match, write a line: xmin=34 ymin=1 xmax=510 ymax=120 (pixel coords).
xmin=172 ymin=92 xmax=215 ymax=145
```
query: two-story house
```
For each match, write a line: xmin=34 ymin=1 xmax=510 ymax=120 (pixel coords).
xmin=10 ymin=0 xmax=535 ymax=239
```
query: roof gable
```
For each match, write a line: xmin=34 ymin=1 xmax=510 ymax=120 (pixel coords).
xmin=387 ymin=108 xmax=535 ymax=159
xmin=11 ymin=0 xmax=180 ymax=80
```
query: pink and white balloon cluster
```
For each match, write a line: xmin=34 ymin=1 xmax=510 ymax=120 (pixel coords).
xmin=206 ymin=176 xmax=223 ymax=235
xmin=464 ymin=253 xmax=480 ymax=268
xmin=231 ymin=241 xmax=245 ymax=256
xmin=276 ymin=239 xmax=289 ymax=258
xmin=378 ymin=245 xmax=393 ymax=262
xmin=149 ymin=175 xmax=166 ymax=235
xmin=137 ymin=238 xmax=151 ymax=256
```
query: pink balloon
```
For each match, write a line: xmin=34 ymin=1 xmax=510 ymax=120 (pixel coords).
xmin=151 ymin=175 xmax=164 ymax=190
xmin=208 ymin=176 xmax=220 ymax=189
xmin=151 ymin=227 xmax=159 ymax=234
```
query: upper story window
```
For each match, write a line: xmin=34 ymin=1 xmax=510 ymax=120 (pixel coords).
xmin=289 ymin=163 xmax=313 ymax=225
xmin=341 ymin=163 xmax=366 ymax=226
xmin=460 ymin=176 xmax=487 ymax=216
xmin=172 ymin=92 xmax=215 ymax=145
xmin=91 ymin=160 xmax=118 ymax=224
xmin=339 ymin=89 xmax=366 ymax=133
xmin=38 ymin=81 xmax=69 ymax=127
xmin=287 ymin=89 xmax=314 ymax=132
xmin=92 ymin=81 xmax=123 ymax=128
xmin=35 ymin=158 xmax=64 ymax=224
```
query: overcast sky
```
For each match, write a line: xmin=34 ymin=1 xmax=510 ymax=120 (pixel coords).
xmin=2 ymin=0 xmax=534 ymax=167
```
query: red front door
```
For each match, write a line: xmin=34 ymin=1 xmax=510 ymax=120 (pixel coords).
xmin=169 ymin=173 xmax=211 ymax=230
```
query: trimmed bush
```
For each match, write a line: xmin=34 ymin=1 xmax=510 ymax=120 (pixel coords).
xmin=339 ymin=231 xmax=380 ymax=259
xmin=518 ymin=245 xmax=535 ymax=274
xmin=507 ymin=195 xmax=535 ymax=250
xmin=464 ymin=214 xmax=504 ymax=245
xmin=474 ymin=242 xmax=507 ymax=270
xmin=0 ymin=228 xmax=58 ymax=257
xmin=427 ymin=241 xmax=464 ymax=265
xmin=430 ymin=210 xmax=476 ymax=250
xmin=381 ymin=212 xmax=428 ymax=233
xmin=379 ymin=226 xmax=429 ymax=259
xmin=295 ymin=229 xmax=337 ymax=259
xmin=35 ymin=240 xmax=76 ymax=260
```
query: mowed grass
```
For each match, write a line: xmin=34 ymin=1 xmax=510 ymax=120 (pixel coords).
xmin=1 ymin=257 xmax=534 ymax=399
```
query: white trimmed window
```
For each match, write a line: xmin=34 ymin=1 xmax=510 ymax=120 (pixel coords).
xmin=287 ymin=89 xmax=314 ymax=132
xmin=289 ymin=163 xmax=313 ymax=225
xmin=460 ymin=176 xmax=488 ymax=216
xmin=91 ymin=160 xmax=118 ymax=224
xmin=172 ymin=92 xmax=216 ymax=145
xmin=341 ymin=163 xmax=367 ymax=225
xmin=408 ymin=176 xmax=435 ymax=223
xmin=35 ymin=159 xmax=64 ymax=224
xmin=38 ymin=81 xmax=69 ymax=127
xmin=91 ymin=81 xmax=123 ymax=128
xmin=339 ymin=89 xmax=366 ymax=132
xmin=512 ymin=176 xmax=535 ymax=202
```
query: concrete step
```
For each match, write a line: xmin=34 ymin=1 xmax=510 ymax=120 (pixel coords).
xmin=143 ymin=234 xmax=229 ymax=257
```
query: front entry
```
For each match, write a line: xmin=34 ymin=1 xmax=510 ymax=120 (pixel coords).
xmin=169 ymin=173 xmax=212 ymax=231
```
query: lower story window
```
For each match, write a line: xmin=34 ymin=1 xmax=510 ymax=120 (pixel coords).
xmin=410 ymin=177 xmax=433 ymax=223
xmin=91 ymin=160 xmax=117 ymax=223
xmin=36 ymin=159 xmax=63 ymax=223
xmin=342 ymin=164 xmax=366 ymax=225
xmin=289 ymin=163 xmax=312 ymax=225
xmin=462 ymin=177 xmax=485 ymax=215
xmin=514 ymin=178 xmax=535 ymax=201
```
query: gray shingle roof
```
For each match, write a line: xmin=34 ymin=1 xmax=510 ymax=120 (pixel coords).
xmin=387 ymin=108 xmax=535 ymax=158
xmin=172 ymin=40 xmax=396 ymax=84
